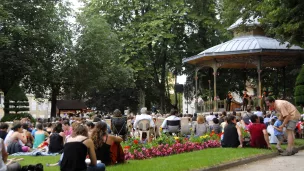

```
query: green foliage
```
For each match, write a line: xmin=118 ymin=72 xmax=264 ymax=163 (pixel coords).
xmin=1 ymin=113 xmax=35 ymax=123
xmin=219 ymin=0 xmax=304 ymax=47
xmin=4 ymin=83 xmax=29 ymax=114
xmin=82 ymin=0 xmax=224 ymax=112
xmin=295 ymin=65 xmax=304 ymax=105
xmin=121 ymin=137 xmax=152 ymax=153
xmin=152 ymin=133 xmax=176 ymax=146
xmin=67 ymin=12 xmax=134 ymax=103
xmin=5 ymin=83 xmax=28 ymax=102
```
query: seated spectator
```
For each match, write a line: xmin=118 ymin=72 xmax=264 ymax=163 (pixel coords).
xmin=92 ymin=122 xmax=123 ymax=166
xmin=86 ymin=122 xmax=95 ymax=138
xmin=5 ymin=122 xmax=28 ymax=154
xmin=0 ymin=123 xmax=9 ymax=140
xmin=22 ymin=123 xmax=34 ymax=148
xmin=219 ymin=111 xmax=227 ymax=124
xmin=192 ymin=115 xmax=208 ymax=136
xmin=161 ymin=109 xmax=180 ymax=133
xmin=192 ymin=113 xmax=197 ymax=122
xmin=33 ymin=124 xmax=49 ymax=149
xmin=212 ymin=118 xmax=221 ymax=134
xmin=46 ymin=123 xmax=53 ymax=135
xmin=222 ymin=115 xmax=243 ymax=148
xmin=220 ymin=117 xmax=227 ymax=133
xmin=242 ymin=108 xmax=253 ymax=127
xmin=206 ymin=112 xmax=215 ymax=129
xmin=264 ymin=114 xmax=271 ymax=126
xmin=62 ymin=120 xmax=72 ymax=137
xmin=0 ymin=138 xmax=21 ymax=171
xmin=48 ymin=123 xmax=65 ymax=153
xmin=111 ymin=109 xmax=127 ymax=140
xmin=259 ymin=116 xmax=264 ymax=125
xmin=93 ymin=116 xmax=101 ymax=122
xmin=60 ymin=122 xmax=105 ymax=171
xmin=253 ymin=106 xmax=263 ymax=117
xmin=248 ymin=114 xmax=271 ymax=149
xmin=133 ymin=107 xmax=155 ymax=129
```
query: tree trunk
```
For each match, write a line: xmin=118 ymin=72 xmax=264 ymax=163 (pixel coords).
xmin=50 ymin=85 xmax=59 ymax=118
xmin=3 ymin=92 xmax=9 ymax=115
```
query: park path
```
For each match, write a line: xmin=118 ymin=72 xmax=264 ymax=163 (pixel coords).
xmin=223 ymin=150 xmax=304 ymax=171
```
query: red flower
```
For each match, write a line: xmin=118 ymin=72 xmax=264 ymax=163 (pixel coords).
xmin=134 ymin=139 xmax=139 ymax=145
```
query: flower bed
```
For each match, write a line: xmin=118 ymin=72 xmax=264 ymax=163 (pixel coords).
xmin=123 ymin=133 xmax=221 ymax=160
xmin=125 ymin=140 xmax=221 ymax=160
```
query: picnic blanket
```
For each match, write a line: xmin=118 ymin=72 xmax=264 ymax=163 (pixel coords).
xmin=10 ymin=149 xmax=59 ymax=156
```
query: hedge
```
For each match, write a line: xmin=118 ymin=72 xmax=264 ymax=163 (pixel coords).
xmin=1 ymin=113 xmax=35 ymax=124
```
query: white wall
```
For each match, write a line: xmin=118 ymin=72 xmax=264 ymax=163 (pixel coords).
xmin=0 ymin=92 xmax=51 ymax=119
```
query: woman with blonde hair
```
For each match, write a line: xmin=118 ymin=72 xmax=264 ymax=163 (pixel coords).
xmin=192 ymin=115 xmax=209 ymax=136
xmin=91 ymin=122 xmax=123 ymax=166
xmin=60 ymin=122 xmax=105 ymax=171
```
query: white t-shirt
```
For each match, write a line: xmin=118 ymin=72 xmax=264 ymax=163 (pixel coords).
xmin=206 ymin=115 xmax=215 ymax=126
xmin=254 ymin=111 xmax=263 ymax=117
xmin=267 ymin=125 xmax=278 ymax=144
xmin=133 ymin=114 xmax=155 ymax=129
xmin=161 ymin=115 xmax=181 ymax=129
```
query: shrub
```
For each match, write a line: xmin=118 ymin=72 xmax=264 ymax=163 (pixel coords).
xmin=4 ymin=83 xmax=29 ymax=115
xmin=1 ymin=113 xmax=35 ymax=124
xmin=295 ymin=65 xmax=304 ymax=106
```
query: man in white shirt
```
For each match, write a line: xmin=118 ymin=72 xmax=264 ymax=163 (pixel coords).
xmin=133 ymin=107 xmax=155 ymax=129
xmin=253 ymin=106 xmax=263 ymax=117
xmin=206 ymin=112 xmax=215 ymax=127
xmin=161 ymin=109 xmax=180 ymax=133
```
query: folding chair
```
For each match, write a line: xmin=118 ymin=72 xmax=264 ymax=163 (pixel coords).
xmin=137 ymin=119 xmax=151 ymax=141
xmin=167 ymin=120 xmax=181 ymax=136
xmin=111 ymin=116 xmax=128 ymax=140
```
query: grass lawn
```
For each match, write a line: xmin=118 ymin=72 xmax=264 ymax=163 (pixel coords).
xmin=10 ymin=139 xmax=304 ymax=171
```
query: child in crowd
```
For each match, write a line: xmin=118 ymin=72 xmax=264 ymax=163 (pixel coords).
xmin=273 ymin=115 xmax=284 ymax=153
xmin=267 ymin=119 xmax=278 ymax=144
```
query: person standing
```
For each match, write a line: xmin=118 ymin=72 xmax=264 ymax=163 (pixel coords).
xmin=226 ymin=92 xmax=233 ymax=111
xmin=261 ymin=91 xmax=268 ymax=111
xmin=266 ymin=96 xmax=301 ymax=156
xmin=242 ymin=91 xmax=249 ymax=111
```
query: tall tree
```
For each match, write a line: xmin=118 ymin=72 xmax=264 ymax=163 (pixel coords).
xmin=20 ymin=1 xmax=73 ymax=118
xmin=219 ymin=0 xmax=304 ymax=47
xmin=295 ymin=65 xmax=304 ymax=106
xmin=68 ymin=12 xmax=134 ymax=110
xmin=82 ymin=0 xmax=223 ymax=113
xmin=1 ymin=0 xmax=73 ymax=116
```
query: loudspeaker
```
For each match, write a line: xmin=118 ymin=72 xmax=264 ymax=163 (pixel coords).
xmin=174 ymin=84 xmax=184 ymax=93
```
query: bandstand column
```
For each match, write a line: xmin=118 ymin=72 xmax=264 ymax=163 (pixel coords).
xmin=195 ymin=68 xmax=199 ymax=113
xmin=213 ymin=66 xmax=218 ymax=112
xmin=257 ymin=56 xmax=262 ymax=107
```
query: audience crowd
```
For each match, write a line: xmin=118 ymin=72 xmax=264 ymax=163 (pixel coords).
xmin=0 ymin=96 xmax=304 ymax=170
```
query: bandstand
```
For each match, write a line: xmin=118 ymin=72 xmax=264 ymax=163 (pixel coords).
xmin=183 ymin=18 xmax=304 ymax=112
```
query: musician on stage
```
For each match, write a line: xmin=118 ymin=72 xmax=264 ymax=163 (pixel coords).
xmin=243 ymin=91 xmax=249 ymax=111
xmin=226 ymin=92 xmax=233 ymax=111
xmin=261 ymin=91 xmax=268 ymax=111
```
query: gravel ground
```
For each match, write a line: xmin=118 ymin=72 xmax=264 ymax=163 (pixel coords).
xmin=223 ymin=150 xmax=304 ymax=171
